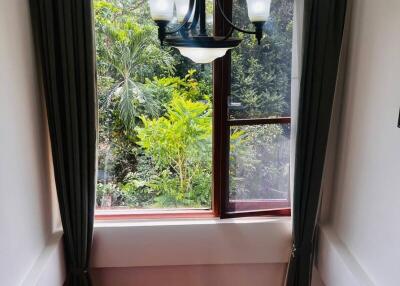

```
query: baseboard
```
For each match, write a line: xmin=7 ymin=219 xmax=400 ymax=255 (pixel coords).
xmin=316 ymin=225 xmax=375 ymax=286
xmin=21 ymin=231 xmax=65 ymax=286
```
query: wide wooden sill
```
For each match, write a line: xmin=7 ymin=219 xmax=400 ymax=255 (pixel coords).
xmin=95 ymin=199 xmax=291 ymax=220
xmin=95 ymin=208 xmax=291 ymax=221
xmin=95 ymin=208 xmax=216 ymax=220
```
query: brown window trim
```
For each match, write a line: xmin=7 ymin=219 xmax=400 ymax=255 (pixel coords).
xmin=95 ymin=0 xmax=291 ymax=221
xmin=228 ymin=199 xmax=291 ymax=212
xmin=95 ymin=199 xmax=291 ymax=220
xmin=225 ymin=199 xmax=291 ymax=218
xmin=222 ymin=208 xmax=291 ymax=219
xmin=95 ymin=209 xmax=216 ymax=220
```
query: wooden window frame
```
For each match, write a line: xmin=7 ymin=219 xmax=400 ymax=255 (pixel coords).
xmin=214 ymin=0 xmax=290 ymax=219
xmin=95 ymin=0 xmax=291 ymax=221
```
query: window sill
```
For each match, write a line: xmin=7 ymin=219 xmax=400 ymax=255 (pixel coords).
xmin=95 ymin=208 xmax=215 ymax=220
xmin=91 ymin=217 xmax=292 ymax=268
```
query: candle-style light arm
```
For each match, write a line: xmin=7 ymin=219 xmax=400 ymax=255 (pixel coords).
xmin=189 ymin=0 xmax=200 ymax=32
xmin=166 ymin=0 xmax=196 ymax=34
xmin=155 ymin=0 xmax=196 ymax=44
xmin=215 ymin=0 xmax=265 ymax=44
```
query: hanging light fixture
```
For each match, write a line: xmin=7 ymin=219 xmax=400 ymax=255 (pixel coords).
xmin=148 ymin=0 xmax=271 ymax=63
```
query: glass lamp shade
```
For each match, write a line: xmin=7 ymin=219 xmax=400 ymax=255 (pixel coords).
xmin=246 ymin=0 xmax=271 ymax=22
xmin=165 ymin=36 xmax=241 ymax=63
xmin=175 ymin=0 xmax=195 ymax=22
xmin=175 ymin=47 xmax=232 ymax=63
xmin=148 ymin=0 xmax=174 ymax=21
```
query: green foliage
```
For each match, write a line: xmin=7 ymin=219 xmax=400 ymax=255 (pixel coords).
xmin=136 ymin=95 xmax=212 ymax=207
xmin=146 ymin=69 xmax=211 ymax=102
xmin=94 ymin=0 xmax=294 ymax=209
xmin=96 ymin=183 xmax=125 ymax=208
xmin=95 ymin=0 xmax=176 ymax=135
xmin=119 ymin=156 xmax=160 ymax=208
xmin=95 ymin=0 xmax=177 ymax=184
xmin=231 ymin=0 xmax=293 ymax=118
xmin=142 ymin=69 xmax=212 ymax=115
xmin=230 ymin=125 xmax=290 ymax=200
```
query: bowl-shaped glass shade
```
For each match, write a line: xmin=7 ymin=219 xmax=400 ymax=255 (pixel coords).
xmin=175 ymin=47 xmax=232 ymax=63
xmin=166 ymin=36 xmax=241 ymax=63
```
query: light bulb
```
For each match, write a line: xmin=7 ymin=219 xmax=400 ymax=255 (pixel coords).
xmin=175 ymin=47 xmax=232 ymax=64
xmin=148 ymin=0 xmax=174 ymax=21
xmin=175 ymin=0 xmax=195 ymax=22
xmin=246 ymin=0 xmax=271 ymax=22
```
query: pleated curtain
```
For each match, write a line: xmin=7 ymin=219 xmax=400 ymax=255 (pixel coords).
xmin=286 ymin=0 xmax=349 ymax=285
xmin=29 ymin=1 xmax=97 ymax=285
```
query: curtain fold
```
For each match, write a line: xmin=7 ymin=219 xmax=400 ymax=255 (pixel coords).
xmin=286 ymin=0 xmax=348 ymax=285
xmin=29 ymin=1 xmax=97 ymax=285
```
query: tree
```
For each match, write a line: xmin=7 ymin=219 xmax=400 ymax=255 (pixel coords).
xmin=95 ymin=0 xmax=177 ymax=185
xmin=136 ymin=95 xmax=212 ymax=207
xmin=230 ymin=0 xmax=293 ymax=119
xmin=93 ymin=0 xmax=294 ymax=209
xmin=96 ymin=1 xmax=176 ymax=128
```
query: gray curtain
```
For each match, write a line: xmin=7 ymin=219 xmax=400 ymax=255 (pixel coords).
xmin=286 ymin=0 xmax=348 ymax=285
xmin=29 ymin=1 xmax=97 ymax=285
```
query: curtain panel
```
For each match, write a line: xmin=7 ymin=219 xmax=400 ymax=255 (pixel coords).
xmin=29 ymin=0 xmax=97 ymax=285
xmin=286 ymin=0 xmax=348 ymax=285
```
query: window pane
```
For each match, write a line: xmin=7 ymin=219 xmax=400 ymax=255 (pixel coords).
xmin=228 ymin=124 xmax=290 ymax=212
xmin=229 ymin=0 xmax=294 ymax=119
xmin=95 ymin=0 xmax=212 ymax=211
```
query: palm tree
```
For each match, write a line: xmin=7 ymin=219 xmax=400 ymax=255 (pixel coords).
xmin=98 ymin=15 xmax=175 ymax=128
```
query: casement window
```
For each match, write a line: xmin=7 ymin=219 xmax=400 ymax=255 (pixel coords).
xmin=95 ymin=0 xmax=293 ymax=220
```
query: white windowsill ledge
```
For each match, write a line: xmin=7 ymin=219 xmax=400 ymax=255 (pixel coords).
xmin=91 ymin=217 xmax=292 ymax=268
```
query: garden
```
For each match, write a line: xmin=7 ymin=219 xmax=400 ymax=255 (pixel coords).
xmin=95 ymin=0 xmax=293 ymax=209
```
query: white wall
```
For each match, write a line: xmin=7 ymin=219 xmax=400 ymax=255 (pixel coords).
xmin=0 ymin=0 xmax=65 ymax=285
xmin=91 ymin=217 xmax=292 ymax=286
xmin=316 ymin=0 xmax=400 ymax=285
xmin=92 ymin=264 xmax=287 ymax=286
xmin=92 ymin=218 xmax=291 ymax=268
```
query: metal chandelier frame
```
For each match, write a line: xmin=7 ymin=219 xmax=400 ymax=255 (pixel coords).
xmin=154 ymin=0 xmax=266 ymax=50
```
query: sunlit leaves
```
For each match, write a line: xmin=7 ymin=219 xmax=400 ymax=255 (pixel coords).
xmin=135 ymin=95 xmax=212 ymax=206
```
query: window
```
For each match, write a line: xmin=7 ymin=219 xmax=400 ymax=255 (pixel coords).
xmin=95 ymin=0 xmax=294 ymax=219
xmin=221 ymin=0 xmax=293 ymax=217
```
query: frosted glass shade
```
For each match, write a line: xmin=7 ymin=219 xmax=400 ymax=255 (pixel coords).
xmin=148 ymin=0 xmax=174 ymax=21
xmin=175 ymin=0 xmax=195 ymax=22
xmin=175 ymin=47 xmax=232 ymax=63
xmin=246 ymin=0 xmax=271 ymax=22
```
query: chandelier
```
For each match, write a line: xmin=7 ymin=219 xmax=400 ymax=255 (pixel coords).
xmin=148 ymin=0 xmax=271 ymax=63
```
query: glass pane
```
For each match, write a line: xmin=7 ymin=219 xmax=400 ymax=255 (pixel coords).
xmin=228 ymin=124 xmax=290 ymax=212
xmin=95 ymin=0 xmax=212 ymax=211
xmin=229 ymin=0 xmax=294 ymax=119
